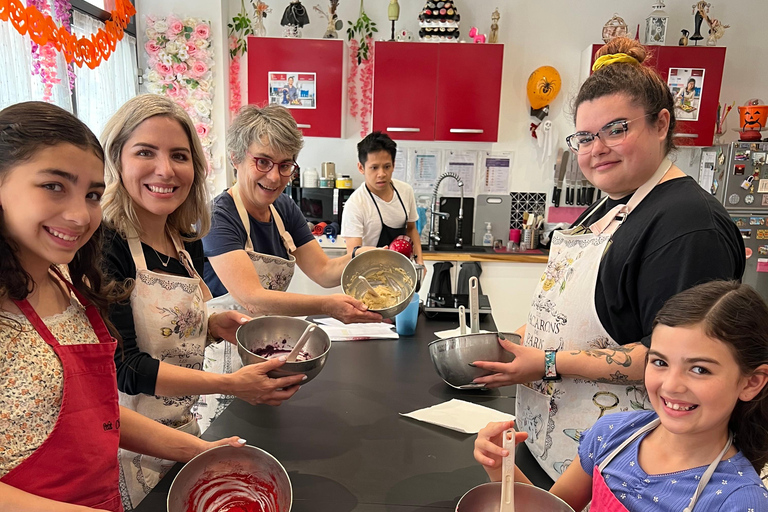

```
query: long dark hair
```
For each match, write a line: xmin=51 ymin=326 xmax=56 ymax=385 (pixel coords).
xmin=0 ymin=102 xmax=125 ymax=337
xmin=653 ymin=281 xmax=768 ymax=472
xmin=573 ymin=37 xmax=677 ymax=154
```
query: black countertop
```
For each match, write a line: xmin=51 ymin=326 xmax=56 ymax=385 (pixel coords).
xmin=135 ymin=313 xmax=551 ymax=512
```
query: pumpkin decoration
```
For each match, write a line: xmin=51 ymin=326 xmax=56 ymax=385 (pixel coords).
xmin=739 ymin=104 xmax=767 ymax=132
xmin=526 ymin=65 xmax=562 ymax=111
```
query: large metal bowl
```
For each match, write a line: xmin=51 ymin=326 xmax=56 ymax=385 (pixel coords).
xmin=167 ymin=444 xmax=292 ymax=512
xmin=341 ymin=248 xmax=418 ymax=319
xmin=237 ymin=316 xmax=331 ymax=384
xmin=428 ymin=332 xmax=520 ymax=389
xmin=456 ymin=482 xmax=575 ymax=511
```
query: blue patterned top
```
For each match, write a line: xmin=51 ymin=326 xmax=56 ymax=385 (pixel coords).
xmin=578 ymin=410 xmax=768 ymax=512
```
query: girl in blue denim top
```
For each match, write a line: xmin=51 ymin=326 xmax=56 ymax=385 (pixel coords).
xmin=475 ymin=280 xmax=768 ymax=512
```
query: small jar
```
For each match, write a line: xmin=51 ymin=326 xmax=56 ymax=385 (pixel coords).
xmin=302 ymin=167 xmax=318 ymax=188
xmin=336 ymin=175 xmax=353 ymax=189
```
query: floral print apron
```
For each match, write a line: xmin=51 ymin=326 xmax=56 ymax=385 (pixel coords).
xmin=515 ymin=158 xmax=672 ymax=482
xmin=118 ymin=228 xmax=212 ymax=510
xmin=197 ymin=184 xmax=298 ymax=431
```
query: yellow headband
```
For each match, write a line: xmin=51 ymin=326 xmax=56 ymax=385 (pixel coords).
xmin=592 ymin=53 xmax=639 ymax=72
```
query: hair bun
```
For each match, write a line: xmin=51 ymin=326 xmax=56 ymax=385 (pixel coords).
xmin=597 ymin=37 xmax=647 ymax=65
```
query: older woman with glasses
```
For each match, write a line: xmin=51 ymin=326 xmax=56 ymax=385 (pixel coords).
xmin=471 ymin=37 xmax=744 ymax=485
xmin=203 ymin=104 xmax=381 ymax=323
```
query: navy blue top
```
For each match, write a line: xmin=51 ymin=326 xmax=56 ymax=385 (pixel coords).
xmin=203 ymin=190 xmax=315 ymax=297
xmin=578 ymin=410 xmax=768 ymax=512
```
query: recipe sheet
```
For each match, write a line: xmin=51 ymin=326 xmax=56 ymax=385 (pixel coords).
xmin=480 ymin=152 xmax=513 ymax=194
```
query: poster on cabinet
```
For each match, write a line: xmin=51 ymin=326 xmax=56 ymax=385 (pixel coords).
xmin=668 ymin=68 xmax=705 ymax=121
xmin=268 ymin=72 xmax=317 ymax=109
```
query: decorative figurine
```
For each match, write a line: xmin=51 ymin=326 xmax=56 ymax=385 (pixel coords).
xmin=690 ymin=1 xmax=709 ymax=45
xmin=489 ymin=7 xmax=500 ymax=44
xmin=396 ymin=29 xmax=413 ymax=41
xmin=704 ymin=6 xmax=730 ymax=46
xmin=419 ymin=1 xmax=460 ymax=42
xmin=679 ymin=29 xmax=689 ymax=46
xmin=281 ymin=0 xmax=310 ymax=38
xmin=313 ymin=0 xmax=342 ymax=38
xmin=468 ymin=27 xmax=486 ymax=43
xmin=644 ymin=1 xmax=668 ymax=45
xmin=388 ymin=0 xmax=400 ymax=41
xmin=602 ymin=13 xmax=628 ymax=43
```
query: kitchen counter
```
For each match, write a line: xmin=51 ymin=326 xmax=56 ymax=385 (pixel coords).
xmin=422 ymin=248 xmax=549 ymax=263
xmin=134 ymin=313 xmax=551 ymax=511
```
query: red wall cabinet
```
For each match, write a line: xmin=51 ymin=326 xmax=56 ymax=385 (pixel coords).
xmin=248 ymin=37 xmax=344 ymax=138
xmin=372 ymin=42 xmax=504 ymax=142
xmin=585 ymin=44 xmax=726 ymax=147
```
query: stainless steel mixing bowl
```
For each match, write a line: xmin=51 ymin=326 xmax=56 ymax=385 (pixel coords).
xmin=456 ymin=482 xmax=575 ymax=512
xmin=167 ymin=444 xmax=292 ymax=512
xmin=428 ymin=332 xmax=520 ymax=389
xmin=341 ymin=248 xmax=418 ymax=319
xmin=237 ymin=316 xmax=331 ymax=384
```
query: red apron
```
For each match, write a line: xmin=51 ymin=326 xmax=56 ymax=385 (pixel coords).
xmin=589 ymin=417 xmax=732 ymax=512
xmin=1 ymin=270 xmax=123 ymax=511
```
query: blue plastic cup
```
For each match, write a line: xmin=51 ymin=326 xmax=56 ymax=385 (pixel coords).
xmin=395 ymin=293 xmax=419 ymax=336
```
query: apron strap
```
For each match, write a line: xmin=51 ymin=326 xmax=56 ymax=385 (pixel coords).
xmin=169 ymin=234 xmax=214 ymax=302
xmin=366 ymin=183 xmax=409 ymax=229
xmin=125 ymin=226 xmax=148 ymax=272
xmin=684 ymin=433 xmax=734 ymax=512
xmin=589 ymin=157 xmax=673 ymax=236
xmin=598 ymin=418 xmax=660 ymax=471
xmin=270 ymin=204 xmax=297 ymax=253
xmin=231 ymin=184 xmax=296 ymax=254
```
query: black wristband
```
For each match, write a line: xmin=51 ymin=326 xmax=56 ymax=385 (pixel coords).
xmin=351 ymin=245 xmax=362 ymax=258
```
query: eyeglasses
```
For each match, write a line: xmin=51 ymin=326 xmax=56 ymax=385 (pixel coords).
xmin=247 ymin=151 xmax=299 ymax=177
xmin=566 ymin=114 xmax=653 ymax=154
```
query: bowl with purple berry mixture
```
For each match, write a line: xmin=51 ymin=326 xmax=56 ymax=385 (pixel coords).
xmin=236 ymin=316 xmax=331 ymax=384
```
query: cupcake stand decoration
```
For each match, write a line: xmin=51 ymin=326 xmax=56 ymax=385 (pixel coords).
xmin=419 ymin=1 xmax=460 ymax=42
xmin=281 ymin=0 xmax=310 ymax=37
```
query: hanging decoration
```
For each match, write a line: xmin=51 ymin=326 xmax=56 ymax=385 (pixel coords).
xmin=0 ymin=0 xmax=136 ymax=69
xmin=346 ymin=0 xmax=376 ymax=138
xmin=27 ymin=0 xmax=60 ymax=102
xmin=144 ymin=15 xmax=218 ymax=183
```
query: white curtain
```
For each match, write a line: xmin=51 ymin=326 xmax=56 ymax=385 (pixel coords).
xmin=0 ymin=1 xmax=73 ymax=111
xmin=72 ymin=9 xmax=138 ymax=138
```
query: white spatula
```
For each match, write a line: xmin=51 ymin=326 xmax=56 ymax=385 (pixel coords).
xmin=458 ymin=305 xmax=466 ymax=335
xmin=500 ymin=428 xmax=516 ymax=512
xmin=286 ymin=324 xmax=316 ymax=362
xmin=469 ymin=276 xmax=479 ymax=334
xmin=358 ymin=275 xmax=380 ymax=298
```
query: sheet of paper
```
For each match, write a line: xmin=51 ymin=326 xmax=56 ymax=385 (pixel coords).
xmin=412 ymin=149 xmax=441 ymax=194
xmin=698 ymin=150 xmax=716 ymax=194
xmin=480 ymin=152 xmax=513 ymax=194
xmin=314 ymin=317 xmax=399 ymax=341
xmin=434 ymin=328 xmax=491 ymax=338
xmin=400 ymin=399 xmax=515 ymax=434
xmin=442 ymin=150 xmax=478 ymax=197
xmin=393 ymin=147 xmax=408 ymax=182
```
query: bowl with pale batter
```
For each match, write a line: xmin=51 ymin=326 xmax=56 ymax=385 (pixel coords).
xmin=341 ymin=248 xmax=418 ymax=319
xmin=236 ymin=316 xmax=331 ymax=384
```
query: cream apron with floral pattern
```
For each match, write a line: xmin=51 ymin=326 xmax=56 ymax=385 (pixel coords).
xmin=515 ymin=158 xmax=672 ymax=482
xmin=118 ymin=229 xmax=212 ymax=510
xmin=197 ymin=184 xmax=298 ymax=431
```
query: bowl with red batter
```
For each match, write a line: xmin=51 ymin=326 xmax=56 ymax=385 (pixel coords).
xmin=236 ymin=316 xmax=331 ymax=384
xmin=167 ymin=444 xmax=292 ymax=512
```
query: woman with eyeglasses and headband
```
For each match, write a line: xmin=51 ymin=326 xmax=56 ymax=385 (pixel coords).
xmin=471 ymin=37 xmax=744 ymax=485
xmin=202 ymin=104 xmax=382 ymax=323
xmin=100 ymin=96 xmax=305 ymax=509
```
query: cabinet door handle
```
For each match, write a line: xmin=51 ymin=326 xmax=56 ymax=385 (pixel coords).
xmin=297 ymin=124 xmax=312 ymax=129
xmin=672 ymin=133 xmax=698 ymax=138
xmin=386 ymin=127 xmax=421 ymax=132
xmin=450 ymin=128 xmax=484 ymax=134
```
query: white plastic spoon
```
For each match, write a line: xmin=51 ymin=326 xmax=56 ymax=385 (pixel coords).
xmin=458 ymin=305 xmax=467 ymax=335
xmin=286 ymin=324 xmax=316 ymax=362
xmin=500 ymin=428 xmax=516 ymax=512
xmin=358 ymin=275 xmax=380 ymax=298
xmin=469 ymin=276 xmax=479 ymax=334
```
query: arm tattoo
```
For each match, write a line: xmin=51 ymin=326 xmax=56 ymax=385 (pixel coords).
xmin=568 ymin=345 xmax=634 ymax=368
xmin=596 ymin=370 xmax=630 ymax=384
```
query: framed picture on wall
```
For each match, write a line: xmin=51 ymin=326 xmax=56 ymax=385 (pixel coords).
xmin=268 ymin=72 xmax=317 ymax=109
xmin=668 ymin=68 xmax=705 ymax=122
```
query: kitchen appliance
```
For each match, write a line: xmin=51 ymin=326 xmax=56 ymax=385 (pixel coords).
xmin=473 ymin=194 xmax=512 ymax=246
xmin=696 ymin=142 xmax=768 ymax=300
xmin=298 ymin=187 xmax=353 ymax=224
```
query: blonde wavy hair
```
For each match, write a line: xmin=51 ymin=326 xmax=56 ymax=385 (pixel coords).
xmin=100 ymin=94 xmax=211 ymax=241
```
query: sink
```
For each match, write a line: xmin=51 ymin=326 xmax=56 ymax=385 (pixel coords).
xmin=425 ymin=245 xmax=491 ymax=253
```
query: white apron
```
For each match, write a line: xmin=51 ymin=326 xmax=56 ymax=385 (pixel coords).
xmin=196 ymin=184 xmax=299 ymax=431
xmin=515 ymin=158 xmax=673 ymax=481
xmin=118 ymin=229 xmax=212 ymax=510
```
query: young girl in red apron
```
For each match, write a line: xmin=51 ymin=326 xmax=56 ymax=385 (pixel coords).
xmin=474 ymin=281 xmax=768 ymax=512
xmin=0 ymin=102 xmax=245 ymax=511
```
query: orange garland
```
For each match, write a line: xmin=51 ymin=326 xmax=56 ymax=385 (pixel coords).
xmin=0 ymin=0 xmax=136 ymax=69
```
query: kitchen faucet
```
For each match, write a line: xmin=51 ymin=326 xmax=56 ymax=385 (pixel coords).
xmin=427 ymin=172 xmax=464 ymax=251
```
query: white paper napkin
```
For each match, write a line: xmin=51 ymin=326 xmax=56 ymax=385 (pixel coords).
xmin=433 ymin=327 xmax=491 ymax=339
xmin=400 ymin=399 xmax=515 ymax=434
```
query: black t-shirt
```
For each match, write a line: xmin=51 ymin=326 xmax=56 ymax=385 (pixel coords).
xmin=202 ymin=190 xmax=314 ymax=297
xmin=572 ymin=176 xmax=744 ymax=347
xmin=102 ymin=228 xmax=205 ymax=396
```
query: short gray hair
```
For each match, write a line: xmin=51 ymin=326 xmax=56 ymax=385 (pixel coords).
xmin=227 ymin=104 xmax=304 ymax=167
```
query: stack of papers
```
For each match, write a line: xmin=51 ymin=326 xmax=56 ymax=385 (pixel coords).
xmin=400 ymin=399 xmax=515 ymax=434
xmin=315 ymin=317 xmax=398 ymax=341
